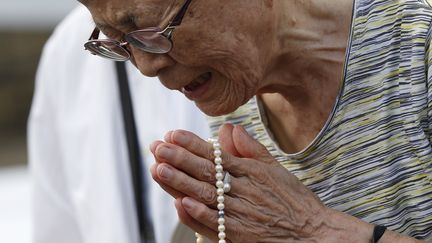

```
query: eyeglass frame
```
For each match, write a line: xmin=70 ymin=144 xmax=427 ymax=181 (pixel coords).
xmin=84 ymin=0 xmax=193 ymax=60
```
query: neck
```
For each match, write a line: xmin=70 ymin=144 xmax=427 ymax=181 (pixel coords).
xmin=257 ymin=0 xmax=354 ymax=153
xmin=260 ymin=0 xmax=354 ymax=100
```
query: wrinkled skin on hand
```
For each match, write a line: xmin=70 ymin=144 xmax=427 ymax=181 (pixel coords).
xmin=150 ymin=124 xmax=330 ymax=243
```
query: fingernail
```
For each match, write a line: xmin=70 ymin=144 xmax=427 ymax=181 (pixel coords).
xmin=157 ymin=145 xmax=172 ymax=159
xmin=158 ymin=165 xmax=173 ymax=179
xmin=182 ymin=197 xmax=196 ymax=211
xmin=236 ymin=125 xmax=249 ymax=137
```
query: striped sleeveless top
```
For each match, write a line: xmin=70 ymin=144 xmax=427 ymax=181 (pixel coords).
xmin=208 ymin=0 xmax=432 ymax=240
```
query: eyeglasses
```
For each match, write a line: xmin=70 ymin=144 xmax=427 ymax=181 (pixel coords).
xmin=84 ymin=0 xmax=193 ymax=61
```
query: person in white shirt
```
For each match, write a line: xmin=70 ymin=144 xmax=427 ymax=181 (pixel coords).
xmin=28 ymin=5 xmax=210 ymax=243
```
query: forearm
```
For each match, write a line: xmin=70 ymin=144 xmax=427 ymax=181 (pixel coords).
xmin=321 ymin=208 xmax=424 ymax=243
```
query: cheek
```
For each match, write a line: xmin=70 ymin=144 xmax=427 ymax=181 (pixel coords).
xmin=170 ymin=22 xmax=267 ymax=115
xmin=131 ymin=49 xmax=176 ymax=78
xmin=209 ymin=39 xmax=264 ymax=104
xmin=174 ymin=30 xmax=264 ymax=88
xmin=196 ymin=52 xmax=264 ymax=116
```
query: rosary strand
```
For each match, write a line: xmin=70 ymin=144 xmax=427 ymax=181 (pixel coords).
xmin=195 ymin=138 xmax=227 ymax=243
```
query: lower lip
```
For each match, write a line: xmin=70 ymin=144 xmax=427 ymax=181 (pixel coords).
xmin=182 ymin=76 xmax=212 ymax=101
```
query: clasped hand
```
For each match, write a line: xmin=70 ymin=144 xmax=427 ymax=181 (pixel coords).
xmin=150 ymin=124 xmax=331 ymax=243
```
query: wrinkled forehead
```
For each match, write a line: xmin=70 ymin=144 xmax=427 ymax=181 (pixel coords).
xmin=79 ymin=0 xmax=176 ymax=28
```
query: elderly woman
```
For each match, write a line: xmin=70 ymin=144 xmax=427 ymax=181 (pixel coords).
xmin=79 ymin=0 xmax=432 ymax=242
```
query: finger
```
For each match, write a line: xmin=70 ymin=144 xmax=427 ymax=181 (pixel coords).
xmin=150 ymin=163 xmax=186 ymax=199
xmin=223 ymin=174 xmax=250 ymax=197
xmin=153 ymin=142 xmax=216 ymax=183
xmin=217 ymin=124 xmax=262 ymax=177
xmin=182 ymin=190 xmax=276 ymax=243
xmin=166 ymin=130 xmax=214 ymax=159
xmin=155 ymin=163 xmax=218 ymax=206
xmin=174 ymin=198 xmax=219 ymax=242
xmin=218 ymin=123 xmax=241 ymax=157
xmin=164 ymin=129 xmax=254 ymax=178
xmin=232 ymin=125 xmax=274 ymax=163
xmin=164 ymin=130 xmax=174 ymax=143
xmin=182 ymin=197 xmax=235 ymax=243
xmin=167 ymin=129 xmax=242 ymax=171
xmin=149 ymin=140 xmax=164 ymax=155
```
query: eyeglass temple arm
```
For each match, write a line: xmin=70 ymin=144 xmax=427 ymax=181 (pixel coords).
xmin=170 ymin=0 xmax=193 ymax=26
xmin=88 ymin=27 xmax=101 ymax=40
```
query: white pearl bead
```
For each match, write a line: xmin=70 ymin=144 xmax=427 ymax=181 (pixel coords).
xmin=215 ymin=164 xmax=223 ymax=172
xmin=214 ymin=150 xmax=222 ymax=157
xmin=195 ymin=232 xmax=205 ymax=243
xmin=218 ymin=224 xmax=225 ymax=232
xmin=206 ymin=138 xmax=229 ymax=243
xmin=216 ymin=180 xmax=224 ymax=188
xmin=213 ymin=142 xmax=221 ymax=149
xmin=216 ymin=172 xmax=224 ymax=180
xmin=223 ymin=183 xmax=231 ymax=193
xmin=215 ymin=157 xmax=222 ymax=164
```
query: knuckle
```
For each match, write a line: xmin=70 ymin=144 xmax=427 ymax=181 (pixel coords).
xmin=200 ymin=162 xmax=215 ymax=182
xmin=177 ymin=178 xmax=189 ymax=189
xmin=200 ymin=184 xmax=217 ymax=205
xmin=206 ymin=145 xmax=215 ymax=160
xmin=251 ymin=165 xmax=271 ymax=185
xmin=175 ymin=147 xmax=189 ymax=162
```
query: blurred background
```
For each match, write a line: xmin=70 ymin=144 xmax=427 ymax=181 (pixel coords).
xmin=0 ymin=0 xmax=77 ymax=242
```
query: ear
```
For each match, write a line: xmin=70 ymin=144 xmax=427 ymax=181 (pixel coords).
xmin=231 ymin=125 xmax=273 ymax=162
xmin=218 ymin=123 xmax=241 ymax=157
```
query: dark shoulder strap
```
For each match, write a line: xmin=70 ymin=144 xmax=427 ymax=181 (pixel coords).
xmin=115 ymin=61 xmax=155 ymax=243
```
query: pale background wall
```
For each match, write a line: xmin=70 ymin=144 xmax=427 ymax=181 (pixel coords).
xmin=0 ymin=1 xmax=78 ymax=242
xmin=0 ymin=0 xmax=77 ymax=30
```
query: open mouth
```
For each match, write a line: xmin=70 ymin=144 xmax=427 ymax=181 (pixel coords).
xmin=182 ymin=72 xmax=212 ymax=93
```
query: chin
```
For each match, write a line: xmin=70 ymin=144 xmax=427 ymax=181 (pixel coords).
xmin=193 ymin=74 xmax=257 ymax=116
xmin=195 ymin=99 xmax=244 ymax=117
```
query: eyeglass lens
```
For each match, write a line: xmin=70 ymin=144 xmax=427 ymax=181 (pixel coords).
xmin=85 ymin=40 xmax=131 ymax=61
xmin=125 ymin=29 xmax=173 ymax=54
xmin=84 ymin=0 xmax=192 ymax=60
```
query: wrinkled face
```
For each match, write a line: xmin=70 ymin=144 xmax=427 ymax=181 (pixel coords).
xmin=81 ymin=0 xmax=275 ymax=116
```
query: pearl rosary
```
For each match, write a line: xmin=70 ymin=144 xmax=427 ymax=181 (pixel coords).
xmin=195 ymin=138 xmax=229 ymax=243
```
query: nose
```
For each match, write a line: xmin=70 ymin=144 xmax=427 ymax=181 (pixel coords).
xmin=130 ymin=48 xmax=175 ymax=77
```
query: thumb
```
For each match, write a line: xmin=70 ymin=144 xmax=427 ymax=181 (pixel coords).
xmin=232 ymin=125 xmax=273 ymax=162
xmin=218 ymin=123 xmax=241 ymax=157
